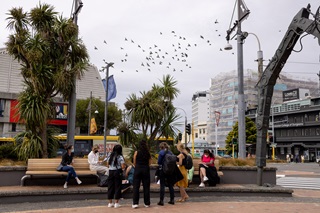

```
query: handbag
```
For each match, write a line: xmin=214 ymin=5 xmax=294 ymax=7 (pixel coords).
xmin=56 ymin=164 xmax=63 ymax=171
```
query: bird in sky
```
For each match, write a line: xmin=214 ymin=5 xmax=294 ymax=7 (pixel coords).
xmin=214 ymin=19 xmax=219 ymax=24
xmin=200 ymin=35 xmax=204 ymax=39
xmin=125 ymin=38 xmax=128 ymax=41
xmin=94 ymin=46 xmax=98 ymax=50
xmin=131 ymin=39 xmax=134 ymax=43
xmin=103 ymin=40 xmax=107 ymax=44
xmin=160 ymin=32 xmax=162 ymax=35
xmin=172 ymin=31 xmax=175 ymax=33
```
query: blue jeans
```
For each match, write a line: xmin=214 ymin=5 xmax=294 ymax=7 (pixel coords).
xmin=61 ymin=166 xmax=77 ymax=182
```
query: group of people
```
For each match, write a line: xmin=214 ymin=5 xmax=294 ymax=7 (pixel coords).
xmin=57 ymin=141 xmax=218 ymax=208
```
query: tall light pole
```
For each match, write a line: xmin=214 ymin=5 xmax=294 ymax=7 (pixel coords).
xmin=214 ymin=111 xmax=220 ymax=157
xmin=87 ymin=91 xmax=99 ymax=135
xmin=88 ymin=91 xmax=92 ymax=135
xmin=176 ymin=107 xmax=188 ymax=147
xmin=225 ymin=0 xmax=250 ymax=159
xmin=67 ymin=0 xmax=83 ymax=146
xmin=102 ymin=62 xmax=114 ymax=157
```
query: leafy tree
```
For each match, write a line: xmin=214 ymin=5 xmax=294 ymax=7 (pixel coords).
xmin=122 ymin=74 xmax=181 ymax=151
xmin=76 ymin=98 xmax=122 ymax=135
xmin=225 ymin=117 xmax=257 ymax=155
xmin=5 ymin=4 xmax=89 ymax=158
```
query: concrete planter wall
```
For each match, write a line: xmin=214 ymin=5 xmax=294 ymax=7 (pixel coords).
xmin=0 ymin=165 xmax=277 ymax=186
xmin=0 ymin=166 xmax=26 ymax=186
xmin=219 ymin=166 xmax=277 ymax=185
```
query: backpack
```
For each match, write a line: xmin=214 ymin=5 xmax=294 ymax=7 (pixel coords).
xmin=97 ymin=174 xmax=108 ymax=187
xmin=162 ymin=151 xmax=177 ymax=175
xmin=183 ymin=153 xmax=193 ymax=170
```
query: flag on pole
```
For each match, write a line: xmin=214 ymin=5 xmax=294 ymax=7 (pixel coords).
xmin=102 ymin=75 xmax=117 ymax=101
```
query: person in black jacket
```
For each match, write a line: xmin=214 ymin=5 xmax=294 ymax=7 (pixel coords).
xmin=59 ymin=145 xmax=82 ymax=189
xmin=157 ymin=142 xmax=176 ymax=206
xmin=132 ymin=140 xmax=151 ymax=209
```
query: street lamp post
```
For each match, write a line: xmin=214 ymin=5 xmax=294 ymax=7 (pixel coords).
xmin=102 ymin=62 xmax=114 ymax=157
xmin=176 ymin=107 xmax=188 ymax=147
xmin=87 ymin=91 xmax=99 ymax=135
xmin=225 ymin=0 xmax=249 ymax=159
xmin=67 ymin=0 xmax=83 ymax=146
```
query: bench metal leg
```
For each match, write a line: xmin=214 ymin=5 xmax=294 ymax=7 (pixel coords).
xmin=21 ymin=175 xmax=31 ymax=186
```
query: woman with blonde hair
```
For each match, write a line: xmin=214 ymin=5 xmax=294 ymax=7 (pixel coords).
xmin=175 ymin=143 xmax=189 ymax=202
xmin=88 ymin=144 xmax=109 ymax=175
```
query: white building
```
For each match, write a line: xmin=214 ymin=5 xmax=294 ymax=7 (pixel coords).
xmin=191 ymin=91 xmax=210 ymax=141
xmin=0 ymin=48 xmax=106 ymax=137
xmin=192 ymin=69 xmax=319 ymax=155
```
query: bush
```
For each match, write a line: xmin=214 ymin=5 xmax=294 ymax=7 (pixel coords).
xmin=219 ymin=158 xmax=256 ymax=166
xmin=0 ymin=143 xmax=18 ymax=160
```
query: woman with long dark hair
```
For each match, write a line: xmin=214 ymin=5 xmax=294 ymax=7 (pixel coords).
xmin=199 ymin=149 xmax=218 ymax=187
xmin=59 ymin=145 xmax=82 ymax=189
xmin=132 ymin=140 xmax=151 ymax=209
xmin=106 ymin=144 xmax=126 ymax=208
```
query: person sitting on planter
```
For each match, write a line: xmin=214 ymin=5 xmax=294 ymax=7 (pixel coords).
xmin=88 ymin=145 xmax=109 ymax=175
xmin=198 ymin=149 xmax=219 ymax=187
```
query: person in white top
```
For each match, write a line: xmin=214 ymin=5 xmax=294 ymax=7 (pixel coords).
xmin=88 ymin=145 xmax=109 ymax=175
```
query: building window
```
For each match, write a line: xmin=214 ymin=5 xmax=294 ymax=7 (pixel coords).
xmin=199 ymin=129 xmax=202 ymax=134
xmin=195 ymin=133 xmax=198 ymax=138
xmin=203 ymin=129 xmax=206 ymax=134
xmin=0 ymin=99 xmax=4 ymax=117
xmin=12 ymin=123 xmax=16 ymax=132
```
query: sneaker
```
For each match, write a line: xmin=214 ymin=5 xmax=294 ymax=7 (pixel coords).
xmin=76 ymin=178 xmax=82 ymax=185
xmin=144 ymin=204 xmax=150 ymax=208
xmin=203 ymin=176 xmax=209 ymax=182
xmin=107 ymin=203 xmax=114 ymax=208
xmin=199 ymin=182 xmax=205 ymax=187
xmin=114 ymin=203 xmax=121 ymax=208
xmin=63 ymin=183 xmax=68 ymax=189
xmin=132 ymin=204 xmax=139 ymax=209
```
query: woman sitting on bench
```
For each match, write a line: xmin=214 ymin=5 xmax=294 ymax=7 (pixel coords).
xmin=198 ymin=149 xmax=218 ymax=187
xmin=60 ymin=145 xmax=82 ymax=189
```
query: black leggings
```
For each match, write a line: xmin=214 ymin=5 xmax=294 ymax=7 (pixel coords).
xmin=107 ymin=170 xmax=122 ymax=200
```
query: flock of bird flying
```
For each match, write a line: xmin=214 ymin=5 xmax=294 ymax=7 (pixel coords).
xmin=93 ymin=19 xmax=235 ymax=73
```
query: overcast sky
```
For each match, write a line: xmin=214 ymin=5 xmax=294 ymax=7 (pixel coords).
xmin=1 ymin=0 xmax=320 ymax=126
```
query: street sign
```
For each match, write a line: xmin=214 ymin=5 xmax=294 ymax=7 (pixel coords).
xmin=270 ymin=143 xmax=277 ymax=148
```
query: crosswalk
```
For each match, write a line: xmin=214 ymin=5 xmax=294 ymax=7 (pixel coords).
xmin=277 ymin=177 xmax=320 ymax=190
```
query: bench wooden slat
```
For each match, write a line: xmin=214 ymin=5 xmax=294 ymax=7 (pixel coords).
xmin=192 ymin=159 xmax=223 ymax=176
xmin=22 ymin=158 xmax=97 ymax=186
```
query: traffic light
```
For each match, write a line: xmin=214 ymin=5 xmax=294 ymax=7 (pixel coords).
xmin=178 ymin=133 xmax=182 ymax=141
xmin=186 ymin=123 xmax=191 ymax=135
xmin=232 ymin=138 xmax=237 ymax=144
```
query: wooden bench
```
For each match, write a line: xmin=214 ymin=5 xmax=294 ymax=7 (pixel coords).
xmin=192 ymin=158 xmax=223 ymax=181
xmin=21 ymin=158 xmax=97 ymax=186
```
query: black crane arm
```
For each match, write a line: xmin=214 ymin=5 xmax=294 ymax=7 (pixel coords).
xmin=256 ymin=4 xmax=320 ymax=167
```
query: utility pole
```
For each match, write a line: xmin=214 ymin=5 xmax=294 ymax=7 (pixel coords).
xmin=67 ymin=0 xmax=83 ymax=146
xmin=88 ymin=91 xmax=92 ymax=135
xmin=103 ymin=62 xmax=114 ymax=157
xmin=317 ymin=71 xmax=320 ymax=96
xmin=236 ymin=0 xmax=246 ymax=159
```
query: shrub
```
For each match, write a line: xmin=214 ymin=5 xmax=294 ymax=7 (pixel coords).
xmin=219 ymin=158 xmax=256 ymax=166
xmin=0 ymin=143 xmax=18 ymax=160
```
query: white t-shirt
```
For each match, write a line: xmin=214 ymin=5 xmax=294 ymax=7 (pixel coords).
xmin=88 ymin=151 xmax=99 ymax=165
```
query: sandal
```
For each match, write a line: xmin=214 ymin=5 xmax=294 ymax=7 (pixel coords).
xmin=177 ymin=198 xmax=185 ymax=202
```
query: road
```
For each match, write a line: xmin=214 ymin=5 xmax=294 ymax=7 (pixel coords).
xmin=268 ymin=162 xmax=320 ymax=190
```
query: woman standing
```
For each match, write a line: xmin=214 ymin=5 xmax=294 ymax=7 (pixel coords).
xmin=175 ymin=143 xmax=189 ymax=202
xmin=59 ymin=145 xmax=82 ymax=189
xmin=106 ymin=144 xmax=126 ymax=208
xmin=132 ymin=140 xmax=151 ymax=209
